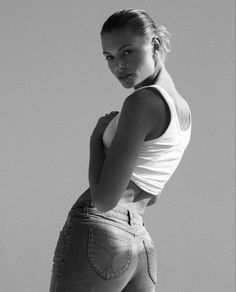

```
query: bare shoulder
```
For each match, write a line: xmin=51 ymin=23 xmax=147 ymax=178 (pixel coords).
xmin=122 ymin=87 xmax=171 ymax=140
xmin=125 ymin=87 xmax=170 ymax=117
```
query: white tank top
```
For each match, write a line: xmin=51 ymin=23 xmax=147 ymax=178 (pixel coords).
xmin=102 ymin=84 xmax=192 ymax=196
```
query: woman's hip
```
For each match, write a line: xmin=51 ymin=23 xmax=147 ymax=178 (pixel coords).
xmin=50 ymin=200 xmax=156 ymax=291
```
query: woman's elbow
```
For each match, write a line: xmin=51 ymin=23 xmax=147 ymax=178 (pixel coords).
xmin=93 ymin=199 xmax=113 ymax=212
xmin=91 ymin=191 xmax=114 ymax=212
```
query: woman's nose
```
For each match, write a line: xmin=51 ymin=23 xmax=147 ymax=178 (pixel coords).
xmin=116 ymin=58 xmax=126 ymax=70
xmin=116 ymin=58 xmax=125 ymax=69
xmin=119 ymin=63 xmax=125 ymax=70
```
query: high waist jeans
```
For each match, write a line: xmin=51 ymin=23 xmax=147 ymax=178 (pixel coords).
xmin=49 ymin=199 xmax=157 ymax=291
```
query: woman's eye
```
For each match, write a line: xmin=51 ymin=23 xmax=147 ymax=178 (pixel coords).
xmin=105 ymin=56 xmax=113 ymax=61
xmin=123 ymin=50 xmax=132 ymax=55
xmin=104 ymin=50 xmax=132 ymax=61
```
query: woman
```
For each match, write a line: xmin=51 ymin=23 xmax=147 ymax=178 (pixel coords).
xmin=49 ymin=8 xmax=191 ymax=292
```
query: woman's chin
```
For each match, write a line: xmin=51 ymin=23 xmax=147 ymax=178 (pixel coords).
xmin=121 ymin=83 xmax=133 ymax=89
xmin=118 ymin=76 xmax=135 ymax=89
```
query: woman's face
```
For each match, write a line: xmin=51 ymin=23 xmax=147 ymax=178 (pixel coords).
xmin=101 ymin=28 xmax=156 ymax=89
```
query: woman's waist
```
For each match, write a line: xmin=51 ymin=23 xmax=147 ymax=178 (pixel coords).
xmin=70 ymin=198 xmax=144 ymax=230
xmin=118 ymin=180 xmax=155 ymax=215
xmin=73 ymin=182 xmax=154 ymax=215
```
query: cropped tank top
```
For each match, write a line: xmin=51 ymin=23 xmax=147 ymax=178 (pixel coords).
xmin=102 ymin=84 xmax=192 ymax=197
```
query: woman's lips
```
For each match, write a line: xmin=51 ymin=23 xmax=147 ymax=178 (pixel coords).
xmin=118 ymin=74 xmax=132 ymax=80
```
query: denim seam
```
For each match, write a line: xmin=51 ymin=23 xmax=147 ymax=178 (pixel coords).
xmin=143 ymin=240 xmax=157 ymax=284
xmin=50 ymin=215 xmax=74 ymax=290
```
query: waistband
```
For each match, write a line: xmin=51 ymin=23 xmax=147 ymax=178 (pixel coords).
xmin=71 ymin=199 xmax=144 ymax=226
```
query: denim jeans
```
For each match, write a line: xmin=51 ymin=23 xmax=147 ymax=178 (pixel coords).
xmin=49 ymin=199 xmax=157 ymax=291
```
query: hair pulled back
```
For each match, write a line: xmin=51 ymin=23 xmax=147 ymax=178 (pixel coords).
xmin=100 ymin=8 xmax=171 ymax=63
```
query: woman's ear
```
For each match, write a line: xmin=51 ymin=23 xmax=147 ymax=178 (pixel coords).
xmin=151 ymin=37 xmax=160 ymax=54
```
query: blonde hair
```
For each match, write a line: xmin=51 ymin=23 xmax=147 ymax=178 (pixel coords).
xmin=101 ymin=8 xmax=171 ymax=63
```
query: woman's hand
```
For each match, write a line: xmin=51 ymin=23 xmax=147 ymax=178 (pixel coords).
xmin=90 ymin=111 xmax=119 ymax=143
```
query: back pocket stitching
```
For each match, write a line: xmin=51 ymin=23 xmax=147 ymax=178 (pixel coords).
xmin=88 ymin=227 xmax=132 ymax=280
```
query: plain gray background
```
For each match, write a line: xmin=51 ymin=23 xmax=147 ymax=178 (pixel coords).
xmin=0 ymin=0 xmax=235 ymax=291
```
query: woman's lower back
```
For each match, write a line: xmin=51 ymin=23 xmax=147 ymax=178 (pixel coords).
xmin=75 ymin=181 xmax=155 ymax=215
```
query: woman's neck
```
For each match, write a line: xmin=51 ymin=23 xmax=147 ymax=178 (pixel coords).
xmin=133 ymin=68 xmax=160 ymax=90
xmin=133 ymin=64 xmax=174 ymax=91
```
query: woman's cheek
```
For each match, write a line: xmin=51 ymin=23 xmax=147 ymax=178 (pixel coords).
xmin=129 ymin=55 xmax=142 ymax=69
xmin=108 ymin=63 xmax=116 ymax=75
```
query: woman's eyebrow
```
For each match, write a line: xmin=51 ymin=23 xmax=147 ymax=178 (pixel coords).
xmin=103 ymin=44 xmax=132 ymax=55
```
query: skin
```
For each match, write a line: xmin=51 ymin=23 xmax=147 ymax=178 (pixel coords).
xmin=101 ymin=28 xmax=158 ymax=90
xmin=78 ymin=28 xmax=190 ymax=214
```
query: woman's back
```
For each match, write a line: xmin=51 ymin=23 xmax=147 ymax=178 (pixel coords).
xmin=118 ymin=79 xmax=191 ymax=214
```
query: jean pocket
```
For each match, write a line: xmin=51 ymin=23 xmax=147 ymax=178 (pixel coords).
xmin=143 ymin=239 xmax=157 ymax=284
xmin=88 ymin=227 xmax=132 ymax=280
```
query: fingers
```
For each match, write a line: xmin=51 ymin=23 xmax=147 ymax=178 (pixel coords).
xmin=104 ymin=111 xmax=119 ymax=117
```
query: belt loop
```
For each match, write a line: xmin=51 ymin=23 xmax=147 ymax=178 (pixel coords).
xmin=127 ymin=210 xmax=132 ymax=226
xmin=83 ymin=204 xmax=89 ymax=216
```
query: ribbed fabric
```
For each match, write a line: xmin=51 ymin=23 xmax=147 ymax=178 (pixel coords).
xmin=102 ymin=84 xmax=192 ymax=196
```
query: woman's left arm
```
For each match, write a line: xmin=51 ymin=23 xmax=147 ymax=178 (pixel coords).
xmin=89 ymin=136 xmax=106 ymax=198
xmin=89 ymin=111 xmax=119 ymax=198
xmin=89 ymin=88 xmax=166 ymax=212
